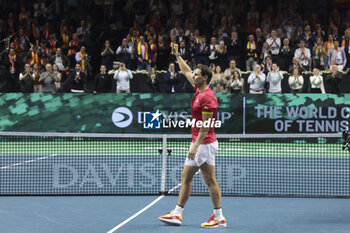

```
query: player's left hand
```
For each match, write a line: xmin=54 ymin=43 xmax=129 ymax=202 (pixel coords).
xmin=188 ymin=146 xmax=198 ymax=160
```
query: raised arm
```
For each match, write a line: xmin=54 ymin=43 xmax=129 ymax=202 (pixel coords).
xmin=173 ymin=44 xmax=195 ymax=87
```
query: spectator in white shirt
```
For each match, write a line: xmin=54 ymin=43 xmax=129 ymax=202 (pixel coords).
xmin=288 ymin=68 xmax=304 ymax=93
xmin=294 ymin=39 xmax=311 ymax=70
xmin=248 ymin=65 xmax=266 ymax=94
xmin=310 ymin=68 xmax=325 ymax=93
xmin=230 ymin=70 xmax=244 ymax=94
xmin=114 ymin=61 xmax=133 ymax=93
xmin=266 ymin=29 xmax=281 ymax=63
xmin=266 ymin=63 xmax=283 ymax=93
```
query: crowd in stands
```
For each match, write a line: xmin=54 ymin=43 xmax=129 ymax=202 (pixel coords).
xmin=0 ymin=0 xmax=349 ymax=94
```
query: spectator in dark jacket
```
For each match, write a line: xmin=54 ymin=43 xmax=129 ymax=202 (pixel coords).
xmin=147 ymin=67 xmax=160 ymax=93
xmin=93 ymin=65 xmax=112 ymax=93
xmin=227 ymin=31 xmax=242 ymax=66
xmin=164 ymin=63 xmax=181 ymax=93
xmin=63 ymin=63 xmax=87 ymax=92
xmin=326 ymin=65 xmax=342 ymax=93
xmin=195 ymin=36 xmax=210 ymax=66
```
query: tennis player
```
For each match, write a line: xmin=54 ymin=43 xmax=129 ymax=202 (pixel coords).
xmin=159 ymin=44 xmax=226 ymax=228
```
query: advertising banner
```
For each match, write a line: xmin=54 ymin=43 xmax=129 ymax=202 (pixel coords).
xmin=0 ymin=93 xmax=349 ymax=134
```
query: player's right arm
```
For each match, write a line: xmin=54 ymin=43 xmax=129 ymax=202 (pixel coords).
xmin=173 ymin=44 xmax=195 ymax=87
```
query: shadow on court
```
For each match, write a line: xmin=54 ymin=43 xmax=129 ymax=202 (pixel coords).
xmin=0 ymin=196 xmax=349 ymax=233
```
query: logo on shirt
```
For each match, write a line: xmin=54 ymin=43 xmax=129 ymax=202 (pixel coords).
xmin=112 ymin=107 xmax=133 ymax=128
xmin=143 ymin=110 xmax=162 ymax=129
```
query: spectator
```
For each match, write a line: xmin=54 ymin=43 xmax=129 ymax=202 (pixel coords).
xmin=60 ymin=25 xmax=70 ymax=54
xmin=100 ymin=40 xmax=115 ymax=71
xmin=279 ymin=38 xmax=293 ymax=71
xmin=75 ymin=46 xmax=90 ymax=75
xmin=39 ymin=63 xmax=58 ymax=93
xmin=215 ymin=41 xmax=228 ymax=70
xmin=255 ymin=28 xmax=265 ymax=52
xmin=266 ymin=63 xmax=283 ymax=93
xmin=294 ymin=40 xmax=311 ymax=71
xmin=48 ymin=34 xmax=58 ymax=54
xmin=230 ymin=70 xmax=244 ymax=94
xmin=178 ymin=40 xmax=189 ymax=62
xmin=49 ymin=48 xmax=70 ymax=74
xmin=224 ymin=59 xmax=242 ymax=79
xmin=38 ymin=41 xmax=51 ymax=66
xmin=188 ymin=34 xmax=197 ymax=69
xmin=116 ymin=38 xmax=133 ymax=69
xmin=341 ymin=27 xmax=350 ymax=71
xmin=148 ymin=37 xmax=157 ymax=67
xmin=195 ymin=36 xmax=210 ymax=66
xmin=209 ymin=37 xmax=219 ymax=64
xmin=288 ymin=68 xmax=304 ymax=93
xmin=227 ymin=31 xmax=242 ymax=66
xmin=52 ymin=64 xmax=62 ymax=90
xmin=310 ymin=68 xmax=325 ymax=93
xmin=328 ymin=40 xmax=347 ymax=71
xmin=260 ymin=42 xmax=271 ymax=65
xmin=170 ymin=20 xmax=182 ymax=37
xmin=288 ymin=57 xmax=306 ymax=74
xmin=3 ymin=48 xmax=21 ymax=92
xmin=330 ymin=25 xmax=341 ymax=42
xmin=135 ymin=36 xmax=151 ymax=71
xmin=169 ymin=34 xmax=178 ymax=62
xmin=246 ymin=34 xmax=259 ymax=71
xmin=67 ymin=33 xmax=80 ymax=65
xmin=282 ymin=18 xmax=295 ymax=40
xmin=164 ymin=63 xmax=181 ymax=93
xmin=32 ymin=63 xmax=42 ymax=93
xmin=147 ymin=67 xmax=161 ymax=93
xmin=177 ymin=29 xmax=186 ymax=44
xmin=77 ymin=20 xmax=91 ymax=44
xmin=64 ymin=63 xmax=87 ymax=93
xmin=312 ymin=37 xmax=327 ymax=70
xmin=298 ymin=25 xmax=316 ymax=52
xmin=266 ymin=29 xmax=281 ymax=63
xmin=114 ymin=61 xmax=133 ymax=93
xmin=210 ymin=65 xmax=226 ymax=93
xmin=93 ymin=65 xmax=113 ymax=94
xmin=184 ymin=22 xmax=195 ymax=37
xmin=262 ymin=56 xmax=273 ymax=75
xmin=27 ymin=43 xmax=41 ymax=68
xmin=19 ymin=64 xmax=35 ymax=93
xmin=156 ymin=36 xmax=170 ymax=71
xmin=326 ymin=65 xmax=342 ymax=94
xmin=146 ymin=26 xmax=157 ymax=43
xmin=248 ymin=64 xmax=266 ymax=94
xmin=324 ymin=34 xmax=335 ymax=54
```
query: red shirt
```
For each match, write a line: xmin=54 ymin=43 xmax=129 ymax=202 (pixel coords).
xmin=191 ymin=86 xmax=218 ymax=144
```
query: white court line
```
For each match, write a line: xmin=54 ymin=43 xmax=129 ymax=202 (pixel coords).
xmin=106 ymin=195 xmax=165 ymax=233
xmin=0 ymin=154 xmax=57 ymax=169
xmin=106 ymin=171 xmax=200 ymax=233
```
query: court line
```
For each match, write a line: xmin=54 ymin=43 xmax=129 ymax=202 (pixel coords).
xmin=0 ymin=154 xmax=57 ymax=169
xmin=106 ymin=171 xmax=200 ymax=233
xmin=143 ymin=146 xmax=330 ymax=152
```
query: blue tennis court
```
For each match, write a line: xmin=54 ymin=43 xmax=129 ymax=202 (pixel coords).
xmin=1 ymin=195 xmax=349 ymax=233
xmin=1 ymin=133 xmax=349 ymax=232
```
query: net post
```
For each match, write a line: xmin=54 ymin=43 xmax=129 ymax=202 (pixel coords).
xmin=160 ymin=134 xmax=167 ymax=194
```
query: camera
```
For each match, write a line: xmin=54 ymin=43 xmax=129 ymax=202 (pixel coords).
xmin=342 ymin=131 xmax=350 ymax=151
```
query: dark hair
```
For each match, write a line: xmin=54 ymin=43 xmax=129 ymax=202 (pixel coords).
xmin=199 ymin=65 xmax=212 ymax=84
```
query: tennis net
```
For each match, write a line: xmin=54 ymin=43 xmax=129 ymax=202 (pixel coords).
xmin=0 ymin=132 xmax=349 ymax=197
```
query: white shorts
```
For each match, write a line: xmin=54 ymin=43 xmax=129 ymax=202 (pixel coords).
xmin=185 ymin=141 xmax=218 ymax=167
